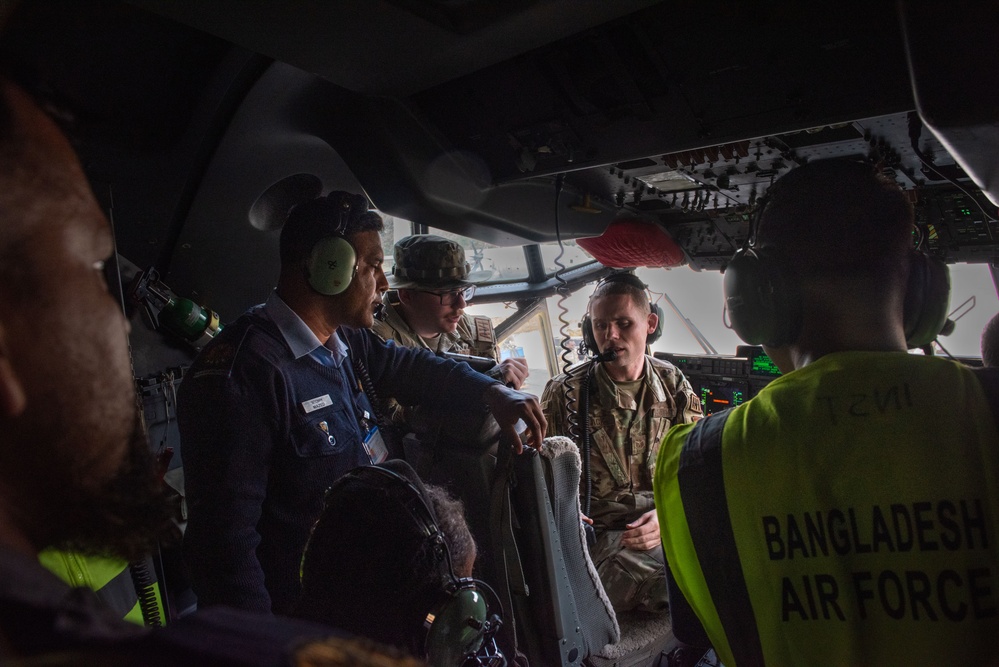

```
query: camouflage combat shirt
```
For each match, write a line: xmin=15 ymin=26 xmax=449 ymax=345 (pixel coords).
xmin=372 ymin=293 xmax=501 ymax=430
xmin=541 ymin=355 xmax=701 ymax=531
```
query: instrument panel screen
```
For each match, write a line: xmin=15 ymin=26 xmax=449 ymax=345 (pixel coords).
xmin=696 ymin=379 xmax=748 ymax=416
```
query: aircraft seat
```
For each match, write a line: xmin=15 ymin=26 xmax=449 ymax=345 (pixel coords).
xmin=405 ymin=427 xmax=675 ymax=666
xmin=405 ymin=428 xmax=619 ymax=664
xmin=588 ymin=609 xmax=676 ymax=667
xmin=537 ymin=438 xmax=678 ymax=667
xmin=508 ymin=437 xmax=620 ymax=664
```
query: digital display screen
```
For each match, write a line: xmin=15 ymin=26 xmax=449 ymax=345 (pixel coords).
xmin=697 ymin=380 xmax=747 ymax=416
xmin=749 ymin=348 xmax=782 ymax=378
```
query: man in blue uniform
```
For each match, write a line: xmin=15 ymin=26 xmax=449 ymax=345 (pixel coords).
xmin=178 ymin=193 xmax=546 ymax=615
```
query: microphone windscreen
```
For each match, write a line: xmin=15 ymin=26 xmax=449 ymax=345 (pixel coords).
xmin=594 ymin=349 xmax=617 ymax=363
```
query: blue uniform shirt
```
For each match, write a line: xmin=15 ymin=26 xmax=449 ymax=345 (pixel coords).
xmin=260 ymin=292 xmax=347 ymax=369
xmin=178 ymin=292 xmax=496 ymax=614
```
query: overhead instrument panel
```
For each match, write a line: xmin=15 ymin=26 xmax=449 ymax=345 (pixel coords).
xmin=562 ymin=110 xmax=998 ymax=270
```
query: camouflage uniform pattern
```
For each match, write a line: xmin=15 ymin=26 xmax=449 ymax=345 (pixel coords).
xmin=374 ymin=233 xmax=502 ymax=433
xmin=373 ymin=295 xmax=499 ymax=360
xmin=590 ymin=528 xmax=670 ymax=614
xmin=372 ymin=297 xmax=501 ymax=432
xmin=541 ymin=355 xmax=701 ymax=613
xmin=387 ymin=234 xmax=480 ymax=290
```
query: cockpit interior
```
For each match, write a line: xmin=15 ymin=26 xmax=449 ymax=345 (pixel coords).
xmin=4 ymin=1 xmax=997 ymax=664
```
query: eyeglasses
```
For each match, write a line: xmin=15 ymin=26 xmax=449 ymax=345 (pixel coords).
xmin=419 ymin=285 xmax=475 ymax=305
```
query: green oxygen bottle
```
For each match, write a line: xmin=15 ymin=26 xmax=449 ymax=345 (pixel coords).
xmin=158 ymin=297 xmax=222 ymax=350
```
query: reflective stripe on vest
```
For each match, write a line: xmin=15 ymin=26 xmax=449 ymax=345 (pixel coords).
xmin=677 ymin=410 xmax=764 ymax=666
xmin=38 ymin=550 xmax=156 ymax=625
xmin=96 ymin=563 xmax=143 ymax=622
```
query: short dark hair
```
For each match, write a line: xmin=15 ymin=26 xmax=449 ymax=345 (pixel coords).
xmin=425 ymin=485 xmax=476 ymax=578
xmin=589 ymin=277 xmax=650 ymax=316
xmin=757 ymin=159 xmax=914 ymax=287
xmin=278 ymin=191 xmax=383 ymax=267
xmin=982 ymin=313 xmax=999 ymax=368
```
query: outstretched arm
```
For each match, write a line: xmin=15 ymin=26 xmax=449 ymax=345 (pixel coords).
xmin=353 ymin=328 xmax=546 ymax=452
xmin=482 ymin=383 xmax=547 ymax=453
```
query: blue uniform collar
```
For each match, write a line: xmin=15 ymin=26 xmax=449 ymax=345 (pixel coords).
xmin=261 ymin=291 xmax=348 ymax=367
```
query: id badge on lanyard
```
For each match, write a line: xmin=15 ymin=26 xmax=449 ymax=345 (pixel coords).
xmin=360 ymin=410 xmax=389 ymax=463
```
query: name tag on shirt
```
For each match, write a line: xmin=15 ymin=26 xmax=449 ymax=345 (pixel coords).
xmin=301 ymin=394 xmax=333 ymax=414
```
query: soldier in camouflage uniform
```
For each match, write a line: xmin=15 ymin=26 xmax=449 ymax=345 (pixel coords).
xmin=373 ymin=235 xmax=529 ymax=431
xmin=541 ymin=275 xmax=701 ymax=614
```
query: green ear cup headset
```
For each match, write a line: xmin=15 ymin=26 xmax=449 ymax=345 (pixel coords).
xmin=306 ymin=192 xmax=367 ymax=296
xmin=722 ymin=242 xmax=804 ymax=348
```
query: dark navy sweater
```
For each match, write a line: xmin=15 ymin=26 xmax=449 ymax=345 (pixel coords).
xmin=178 ymin=309 xmax=496 ymax=614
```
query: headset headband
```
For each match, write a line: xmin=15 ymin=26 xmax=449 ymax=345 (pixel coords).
xmin=344 ymin=465 xmax=442 ymax=541
xmin=327 ymin=192 xmax=368 ymax=237
xmin=592 ymin=271 xmax=648 ymax=294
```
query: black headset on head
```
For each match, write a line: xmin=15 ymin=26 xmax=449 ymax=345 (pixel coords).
xmin=305 ymin=192 xmax=370 ymax=296
xmin=721 ymin=195 xmax=803 ymax=348
xmin=580 ymin=272 xmax=664 ymax=356
xmin=722 ymin=161 xmax=951 ymax=350
xmin=338 ymin=465 xmax=504 ymax=667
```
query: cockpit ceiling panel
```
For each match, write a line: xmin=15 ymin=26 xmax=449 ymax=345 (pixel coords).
xmin=411 ymin=0 xmax=912 ymax=183
xmin=126 ymin=0 xmax=665 ymax=96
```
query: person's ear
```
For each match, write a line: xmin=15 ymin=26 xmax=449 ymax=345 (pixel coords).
xmin=0 ymin=325 xmax=27 ymax=417
xmin=647 ymin=310 xmax=659 ymax=337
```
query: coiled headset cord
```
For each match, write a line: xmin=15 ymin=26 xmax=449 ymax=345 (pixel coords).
xmin=549 ymin=172 xmax=590 ymax=515
xmin=129 ymin=558 xmax=163 ymax=627
xmin=580 ymin=367 xmax=596 ymax=517
xmin=351 ymin=350 xmax=403 ymax=458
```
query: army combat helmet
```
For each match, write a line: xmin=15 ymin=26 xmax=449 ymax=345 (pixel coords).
xmin=388 ymin=234 xmax=489 ymax=289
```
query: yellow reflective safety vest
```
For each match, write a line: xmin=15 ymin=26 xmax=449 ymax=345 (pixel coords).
xmin=39 ymin=550 xmax=165 ymax=627
xmin=655 ymin=352 xmax=999 ymax=666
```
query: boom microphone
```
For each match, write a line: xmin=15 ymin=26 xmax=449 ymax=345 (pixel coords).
xmin=593 ymin=349 xmax=617 ymax=363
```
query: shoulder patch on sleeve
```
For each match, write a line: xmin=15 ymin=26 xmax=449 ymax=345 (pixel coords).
xmin=473 ymin=315 xmax=494 ymax=343
xmin=190 ymin=324 xmax=260 ymax=380
xmin=191 ymin=341 xmax=240 ymax=379
xmin=199 ymin=342 xmax=236 ymax=369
